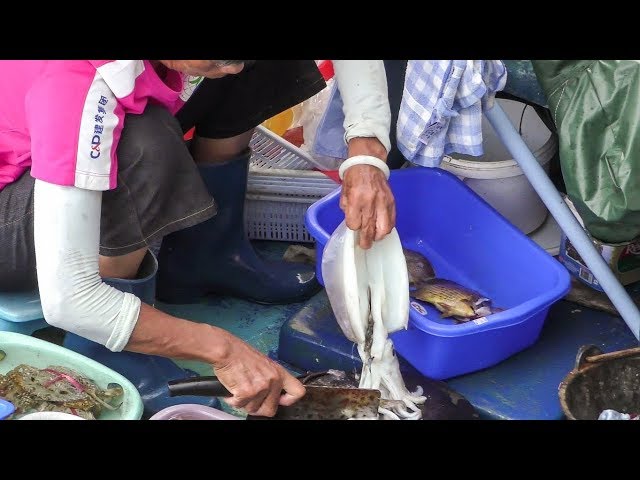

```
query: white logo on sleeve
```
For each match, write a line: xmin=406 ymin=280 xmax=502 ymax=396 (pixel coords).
xmin=180 ymin=75 xmax=204 ymax=102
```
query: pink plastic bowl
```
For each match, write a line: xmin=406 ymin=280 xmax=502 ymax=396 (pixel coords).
xmin=149 ymin=404 xmax=240 ymax=420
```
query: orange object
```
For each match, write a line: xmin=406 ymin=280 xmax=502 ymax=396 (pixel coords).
xmin=262 ymin=108 xmax=295 ymax=136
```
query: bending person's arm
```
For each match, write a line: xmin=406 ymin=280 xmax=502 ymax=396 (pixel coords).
xmin=33 ymin=179 xmax=304 ymax=416
xmin=34 ymin=179 xmax=142 ymax=351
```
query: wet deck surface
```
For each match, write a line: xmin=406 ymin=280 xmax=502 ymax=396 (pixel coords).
xmin=30 ymin=240 xmax=639 ymax=420
xmin=155 ymin=241 xmax=640 ymax=420
xmin=446 ymin=300 xmax=638 ymax=419
xmin=158 ymin=241 xmax=307 ymax=379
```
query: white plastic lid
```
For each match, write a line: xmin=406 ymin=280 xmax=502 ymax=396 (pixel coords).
xmin=19 ymin=411 xmax=86 ymax=420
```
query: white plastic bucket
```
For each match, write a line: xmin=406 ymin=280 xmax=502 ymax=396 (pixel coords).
xmin=440 ymin=98 xmax=558 ymax=234
xmin=19 ymin=412 xmax=85 ymax=420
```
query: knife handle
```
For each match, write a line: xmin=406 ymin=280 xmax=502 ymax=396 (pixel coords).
xmin=168 ymin=376 xmax=231 ymax=397
xmin=168 ymin=370 xmax=329 ymax=398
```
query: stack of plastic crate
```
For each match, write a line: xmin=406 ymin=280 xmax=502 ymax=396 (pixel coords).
xmin=246 ymin=125 xmax=339 ymax=243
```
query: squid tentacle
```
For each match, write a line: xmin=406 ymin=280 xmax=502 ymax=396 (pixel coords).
xmin=324 ymin=224 xmax=428 ymax=420
xmin=378 ymin=407 xmax=402 ymax=420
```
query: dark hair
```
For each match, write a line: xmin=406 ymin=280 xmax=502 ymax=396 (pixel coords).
xmin=216 ymin=60 xmax=256 ymax=68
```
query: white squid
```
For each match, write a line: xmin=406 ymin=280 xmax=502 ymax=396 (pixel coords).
xmin=322 ymin=221 xmax=426 ymax=420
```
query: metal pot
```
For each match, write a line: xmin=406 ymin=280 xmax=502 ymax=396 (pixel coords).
xmin=559 ymin=345 xmax=640 ymax=420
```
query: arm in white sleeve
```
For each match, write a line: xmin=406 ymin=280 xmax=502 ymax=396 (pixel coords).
xmin=33 ymin=179 xmax=141 ymax=352
xmin=332 ymin=60 xmax=392 ymax=154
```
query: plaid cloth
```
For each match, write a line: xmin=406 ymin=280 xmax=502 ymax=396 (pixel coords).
xmin=397 ymin=60 xmax=507 ymax=167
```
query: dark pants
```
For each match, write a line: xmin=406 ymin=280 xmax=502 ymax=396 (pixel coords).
xmin=383 ymin=60 xmax=409 ymax=170
xmin=0 ymin=61 xmax=325 ymax=291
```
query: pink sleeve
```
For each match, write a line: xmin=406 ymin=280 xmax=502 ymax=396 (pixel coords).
xmin=26 ymin=61 xmax=125 ymax=191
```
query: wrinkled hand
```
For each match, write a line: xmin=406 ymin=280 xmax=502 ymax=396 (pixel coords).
xmin=212 ymin=331 xmax=306 ymax=417
xmin=340 ymin=164 xmax=396 ymax=250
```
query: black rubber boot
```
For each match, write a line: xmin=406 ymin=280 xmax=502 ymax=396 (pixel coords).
xmin=62 ymin=251 xmax=222 ymax=418
xmin=156 ymin=149 xmax=321 ymax=305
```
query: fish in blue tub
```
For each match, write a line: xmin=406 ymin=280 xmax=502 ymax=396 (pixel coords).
xmin=403 ymin=248 xmax=436 ymax=288
xmin=412 ymin=278 xmax=503 ymax=321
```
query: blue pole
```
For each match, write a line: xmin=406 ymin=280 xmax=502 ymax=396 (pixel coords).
xmin=485 ymin=102 xmax=640 ymax=341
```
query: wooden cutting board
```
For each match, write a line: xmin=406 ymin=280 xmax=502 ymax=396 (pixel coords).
xmin=564 ymin=277 xmax=640 ymax=317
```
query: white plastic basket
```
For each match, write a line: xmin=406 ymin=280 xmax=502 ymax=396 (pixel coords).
xmin=246 ymin=126 xmax=339 ymax=243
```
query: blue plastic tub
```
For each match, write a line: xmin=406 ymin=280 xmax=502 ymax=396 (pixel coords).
xmin=0 ymin=290 xmax=48 ymax=335
xmin=305 ymin=167 xmax=571 ymax=380
xmin=0 ymin=399 xmax=15 ymax=420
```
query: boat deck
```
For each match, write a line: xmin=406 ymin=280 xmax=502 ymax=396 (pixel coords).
xmin=158 ymin=241 xmax=639 ymax=420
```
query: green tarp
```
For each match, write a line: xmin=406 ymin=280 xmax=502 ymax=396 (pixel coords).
xmin=532 ymin=60 xmax=640 ymax=243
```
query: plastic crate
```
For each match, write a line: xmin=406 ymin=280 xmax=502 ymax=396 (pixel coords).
xmin=305 ymin=167 xmax=571 ymax=380
xmin=246 ymin=126 xmax=339 ymax=243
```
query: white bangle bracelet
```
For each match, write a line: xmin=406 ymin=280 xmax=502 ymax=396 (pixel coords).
xmin=338 ymin=155 xmax=391 ymax=181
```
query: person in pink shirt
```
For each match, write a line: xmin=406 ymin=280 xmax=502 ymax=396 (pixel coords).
xmin=0 ymin=60 xmax=395 ymax=417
